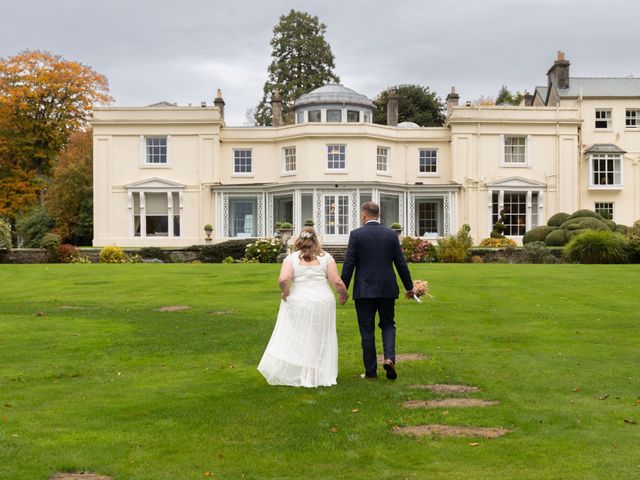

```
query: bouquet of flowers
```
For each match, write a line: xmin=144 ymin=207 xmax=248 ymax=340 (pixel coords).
xmin=405 ymin=279 xmax=432 ymax=303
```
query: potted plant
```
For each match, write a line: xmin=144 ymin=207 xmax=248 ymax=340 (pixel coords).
xmin=390 ymin=222 xmax=403 ymax=234
xmin=204 ymin=224 xmax=213 ymax=241
xmin=304 ymin=218 xmax=315 ymax=227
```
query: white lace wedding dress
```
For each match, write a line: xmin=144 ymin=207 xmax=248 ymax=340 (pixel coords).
xmin=258 ymin=252 xmax=338 ymax=387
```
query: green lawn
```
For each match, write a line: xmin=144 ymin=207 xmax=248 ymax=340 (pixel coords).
xmin=1 ymin=264 xmax=639 ymax=479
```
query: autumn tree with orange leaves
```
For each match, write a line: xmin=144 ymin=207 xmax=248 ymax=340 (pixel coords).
xmin=0 ymin=50 xmax=111 ymax=228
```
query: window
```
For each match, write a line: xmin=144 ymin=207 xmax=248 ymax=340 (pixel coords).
xmin=233 ymin=149 xmax=252 ymax=174
xmin=296 ymin=111 xmax=305 ymax=124
xmin=326 ymin=109 xmax=342 ymax=122
xmin=626 ymin=109 xmax=640 ymax=128
xmin=364 ymin=113 xmax=371 ymax=123
xmin=145 ymin=136 xmax=168 ymax=164
xmin=491 ymin=190 xmax=539 ymax=237
xmin=595 ymin=202 xmax=614 ymax=220
xmin=591 ymin=153 xmax=622 ymax=186
xmin=347 ymin=110 xmax=360 ymax=122
xmin=282 ymin=146 xmax=296 ymax=173
xmin=308 ymin=110 xmax=321 ymax=122
xmin=595 ymin=109 xmax=612 ymax=129
xmin=419 ymin=149 xmax=437 ymax=174
xmin=416 ymin=199 xmax=442 ymax=236
xmin=377 ymin=146 xmax=389 ymax=173
xmin=380 ymin=194 xmax=399 ymax=227
xmin=133 ymin=192 xmax=180 ymax=237
xmin=503 ymin=136 xmax=527 ymax=164
xmin=229 ymin=198 xmax=257 ymax=237
xmin=327 ymin=145 xmax=346 ymax=170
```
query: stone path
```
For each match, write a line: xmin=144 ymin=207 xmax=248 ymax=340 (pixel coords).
xmin=394 ymin=424 xmax=511 ymax=438
xmin=50 ymin=474 xmax=112 ymax=480
xmin=409 ymin=384 xmax=480 ymax=394
xmin=403 ymin=398 xmax=499 ymax=409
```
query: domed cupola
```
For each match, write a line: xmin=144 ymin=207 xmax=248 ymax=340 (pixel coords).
xmin=293 ymin=84 xmax=374 ymax=124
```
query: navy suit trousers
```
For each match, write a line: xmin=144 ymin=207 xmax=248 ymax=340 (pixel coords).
xmin=355 ymin=298 xmax=396 ymax=376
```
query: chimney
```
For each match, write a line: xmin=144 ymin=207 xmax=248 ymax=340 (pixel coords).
xmin=214 ymin=88 xmax=225 ymax=119
xmin=387 ymin=88 xmax=399 ymax=126
xmin=446 ymin=86 xmax=460 ymax=114
xmin=271 ymin=89 xmax=283 ymax=127
xmin=547 ymin=50 xmax=571 ymax=90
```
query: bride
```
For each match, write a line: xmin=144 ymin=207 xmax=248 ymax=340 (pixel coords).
xmin=258 ymin=227 xmax=349 ymax=387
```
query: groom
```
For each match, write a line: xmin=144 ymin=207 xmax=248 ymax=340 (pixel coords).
xmin=341 ymin=202 xmax=414 ymax=380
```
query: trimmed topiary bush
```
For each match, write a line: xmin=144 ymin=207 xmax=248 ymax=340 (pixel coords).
xmin=40 ymin=233 xmax=62 ymax=262
xmin=560 ymin=216 xmax=609 ymax=231
xmin=545 ymin=228 xmax=567 ymax=246
xmin=566 ymin=228 xmax=588 ymax=241
xmin=567 ymin=209 xmax=606 ymax=221
xmin=564 ymin=230 xmax=630 ymax=264
xmin=523 ymin=226 xmax=557 ymax=244
xmin=615 ymin=224 xmax=629 ymax=235
xmin=547 ymin=212 xmax=570 ymax=227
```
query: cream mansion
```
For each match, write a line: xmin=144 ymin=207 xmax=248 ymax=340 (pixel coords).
xmin=92 ymin=53 xmax=640 ymax=247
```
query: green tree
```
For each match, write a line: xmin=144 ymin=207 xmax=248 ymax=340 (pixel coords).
xmin=495 ymin=85 xmax=524 ymax=105
xmin=255 ymin=10 xmax=340 ymax=126
xmin=46 ymin=130 xmax=93 ymax=245
xmin=15 ymin=205 xmax=55 ymax=247
xmin=373 ymin=84 xmax=445 ymax=127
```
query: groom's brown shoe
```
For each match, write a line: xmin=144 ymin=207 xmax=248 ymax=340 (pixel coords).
xmin=383 ymin=360 xmax=397 ymax=380
xmin=360 ymin=373 xmax=377 ymax=380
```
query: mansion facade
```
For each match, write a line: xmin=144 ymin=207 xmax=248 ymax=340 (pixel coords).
xmin=92 ymin=53 xmax=640 ymax=247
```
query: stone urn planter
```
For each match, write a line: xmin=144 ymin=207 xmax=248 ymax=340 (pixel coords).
xmin=204 ymin=224 xmax=213 ymax=242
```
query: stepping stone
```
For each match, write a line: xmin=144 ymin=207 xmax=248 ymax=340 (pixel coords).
xmin=377 ymin=353 xmax=427 ymax=363
xmin=157 ymin=305 xmax=191 ymax=312
xmin=409 ymin=384 xmax=480 ymax=394
xmin=50 ymin=474 xmax=112 ymax=480
xmin=393 ymin=424 xmax=511 ymax=438
xmin=403 ymin=398 xmax=499 ymax=409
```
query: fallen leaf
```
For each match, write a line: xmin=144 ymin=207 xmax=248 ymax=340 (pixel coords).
xmin=469 ymin=442 xmax=480 ymax=447
xmin=34 ymin=311 xmax=46 ymax=317
xmin=598 ymin=393 xmax=609 ymax=400
xmin=204 ymin=471 xmax=213 ymax=477
xmin=571 ymin=387 xmax=582 ymax=392
xmin=624 ymin=419 xmax=637 ymax=425
xmin=329 ymin=427 xmax=338 ymax=433
xmin=351 ymin=409 xmax=359 ymax=413
xmin=392 ymin=425 xmax=400 ymax=431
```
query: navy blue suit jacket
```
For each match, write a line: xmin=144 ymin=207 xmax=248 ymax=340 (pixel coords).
xmin=340 ymin=222 xmax=413 ymax=300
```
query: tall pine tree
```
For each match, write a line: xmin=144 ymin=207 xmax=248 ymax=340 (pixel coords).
xmin=255 ymin=10 xmax=339 ymax=126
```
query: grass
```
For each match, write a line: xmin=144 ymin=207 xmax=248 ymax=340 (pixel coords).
xmin=0 ymin=264 xmax=639 ymax=479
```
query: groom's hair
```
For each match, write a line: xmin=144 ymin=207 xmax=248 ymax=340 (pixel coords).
xmin=361 ymin=202 xmax=379 ymax=218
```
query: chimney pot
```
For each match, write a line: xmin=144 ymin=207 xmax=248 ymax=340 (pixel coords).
xmin=213 ymin=89 xmax=225 ymax=119
xmin=446 ymin=86 xmax=460 ymax=114
xmin=386 ymin=88 xmax=399 ymax=126
xmin=271 ymin=89 xmax=283 ymax=127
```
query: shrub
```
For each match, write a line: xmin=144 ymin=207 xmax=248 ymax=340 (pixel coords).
xmin=58 ymin=244 xmax=80 ymax=263
xmin=390 ymin=222 xmax=402 ymax=230
xmin=478 ymin=237 xmax=517 ymax=248
xmin=190 ymin=239 xmax=253 ymax=263
xmin=99 ymin=246 xmax=126 ymax=263
xmin=244 ymin=238 xmax=281 ymax=263
xmin=0 ymin=218 xmax=12 ymax=251
xmin=139 ymin=247 xmax=172 ymax=263
xmin=70 ymin=255 xmax=92 ymax=264
xmin=523 ymin=226 xmax=557 ymax=244
xmin=470 ymin=255 xmax=484 ymax=263
xmin=40 ymin=233 xmax=62 ymax=262
xmin=567 ymin=209 xmax=605 ymax=221
xmin=16 ymin=206 xmax=55 ymax=247
xmin=523 ymin=241 xmax=556 ymax=264
xmin=490 ymin=211 xmax=507 ymax=238
xmin=627 ymin=220 xmax=640 ymax=263
xmin=547 ymin=212 xmax=570 ymax=227
xmin=615 ymin=224 xmax=629 ymax=235
xmin=304 ymin=219 xmax=314 ymax=226
xmin=560 ymin=216 xmax=609 ymax=232
xmin=401 ymin=237 xmax=436 ymax=263
xmin=279 ymin=222 xmax=293 ymax=229
xmin=437 ymin=225 xmax=473 ymax=263
xmin=126 ymin=254 xmax=143 ymax=263
xmin=564 ymin=230 xmax=630 ymax=264
xmin=545 ymin=228 xmax=567 ymax=246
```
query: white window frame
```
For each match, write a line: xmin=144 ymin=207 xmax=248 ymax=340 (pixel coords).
xmin=488 ymin=189 xmax=544 ymax=239
xmin=281 ymin=146 xmax=296 ymax=175
xmin=326 ymin=144 xmax=347 ymax=172
xmin=140 ymin=135 xmax=170 ymax=166
xmin=625 ymin=109 xmax=640 ymax=128
xmin=232 ymin=148 xmax=253 ymax=176
xmin=376 ymin=146 xmax=391 ymax=175
xmin=595 ymin=109 xmax=612 ymax=129
xmin=500 ymin=135 xmax=530 ymax=167
xmin=589 ymin=153 xmax=623 ymax=189
xmin=418 ymin=148 xmax=438 ymax=176
xmin=129 ymin=190 xmax=183 ymax=238
xmin=594 ymin=202 xmax=614 ymax=219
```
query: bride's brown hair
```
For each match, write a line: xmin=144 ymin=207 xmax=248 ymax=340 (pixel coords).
xmin=295 ymin=226 xmax=324 ymax=262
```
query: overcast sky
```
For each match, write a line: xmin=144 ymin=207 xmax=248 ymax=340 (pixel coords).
xmin=2 ymin=0 xmax=639 ymax=125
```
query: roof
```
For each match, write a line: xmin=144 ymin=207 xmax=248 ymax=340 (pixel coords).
xmin=584 ymin=143 xmax=627 ymax=154
xmin=147 ymin=101 xmax=178 ymax=107
xmin=397 ymin=121 xmax=420 ymax=128
xmin=558 ymin=78 xmax=640 ymax=98
xmin=294 ymin=84 xmax=374 ymax=109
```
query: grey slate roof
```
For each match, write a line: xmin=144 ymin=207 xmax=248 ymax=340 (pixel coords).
xmin=559 ymin=78 xmax=640 ymax=98
xmin=294 ymin=84 xmax=374 ymax=109
xmin=584 ymin=143 xmax=627 ymax=154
